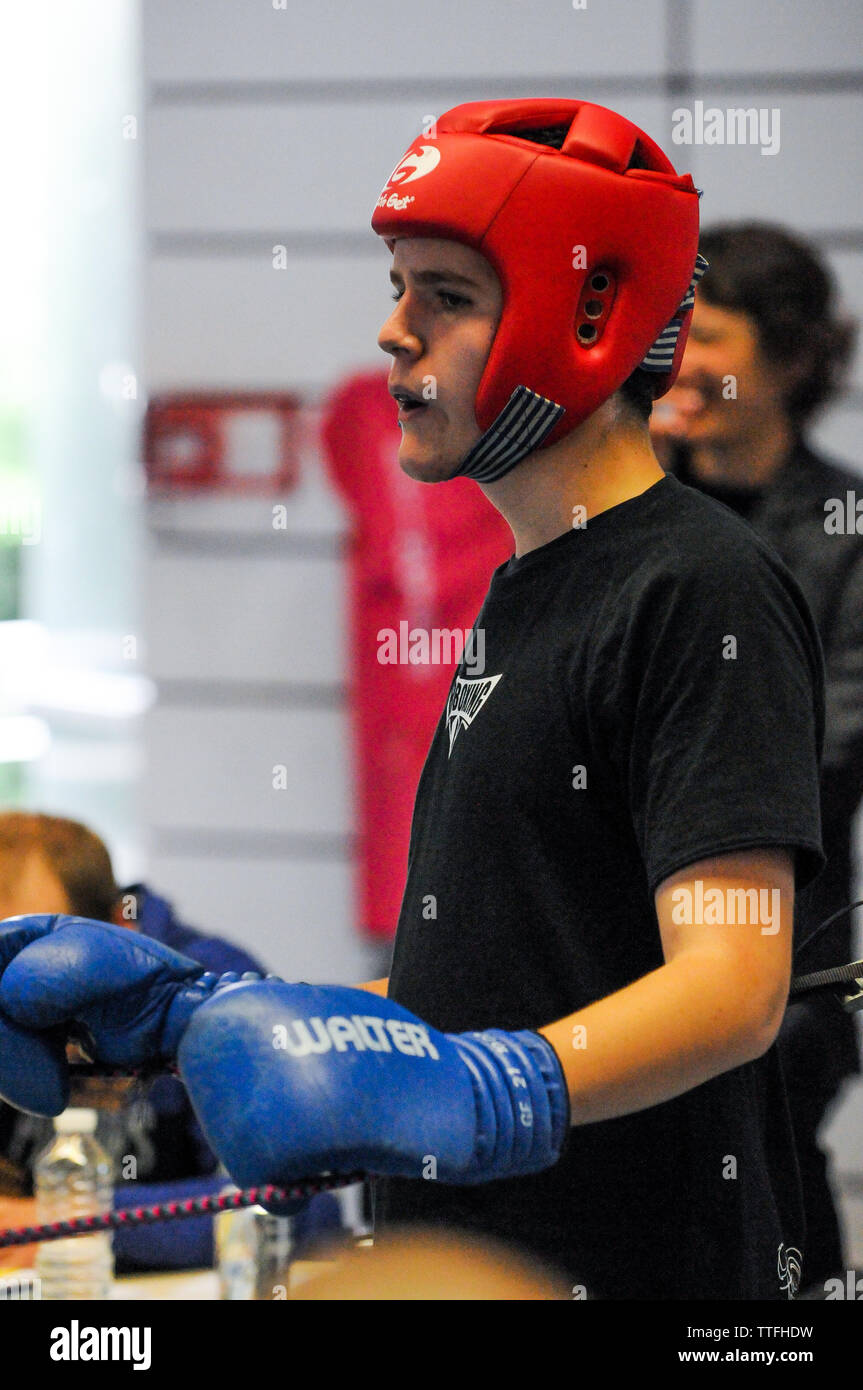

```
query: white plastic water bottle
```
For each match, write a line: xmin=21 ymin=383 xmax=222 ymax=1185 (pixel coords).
xmin=34 ymin=1108 xmax=114 ymax=1300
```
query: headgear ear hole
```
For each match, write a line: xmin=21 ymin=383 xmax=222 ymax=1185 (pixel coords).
xmin=575 ymin=269 xmax=616 ymax=348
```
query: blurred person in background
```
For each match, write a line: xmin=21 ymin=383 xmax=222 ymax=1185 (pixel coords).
xmin=651 ymin=223 xmax=862 ymax=1292
xmin=0 ymin=811 xmax=341 ymax=1273
xmin=292 ymin=1227 xmax=569 ymax=1300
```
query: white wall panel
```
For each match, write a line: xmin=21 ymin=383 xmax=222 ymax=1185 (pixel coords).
xmin=691 ymin=0 xmax=863 ymax=76
xmin=143 ymin=706 xmax=351 ymax=832
xmin=682 ymin=94 xmax=863 ymax=234
xmin=145 ymin=98 xmax=670 ymax=235
xmin=145 ymin=253 xmax=389 ymax=390
xmin=147 ymin=102 xmax=450 ymax=235
xmin=811 ymin=403 xmax=863 ymax=470
xmin=144 ymin=0 xmax=666 ymax=84
xmin=145 ymin=552 xmax=346 ymax=682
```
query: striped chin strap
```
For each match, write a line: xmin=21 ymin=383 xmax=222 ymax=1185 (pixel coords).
xmin=456 ymin=252 xmax=709 ymax=486
xmin=639 ymin=252 xmax=709 ymax=376
xmin=455 ymin=385 xmax=566 ymax=486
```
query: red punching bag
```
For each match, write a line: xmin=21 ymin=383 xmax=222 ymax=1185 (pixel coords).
xmin=320 ymin=370 xmax=512 ymax=941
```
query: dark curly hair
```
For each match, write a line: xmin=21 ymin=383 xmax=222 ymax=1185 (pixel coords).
xmin=695 ymin=222 xmax=856 ymax=428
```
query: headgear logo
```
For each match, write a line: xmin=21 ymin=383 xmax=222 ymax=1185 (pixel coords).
xmin=388 ymin=145 xmax=441 ymax=186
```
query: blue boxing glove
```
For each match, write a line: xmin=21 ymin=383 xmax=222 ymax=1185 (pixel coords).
xmin=177 ymin=980 xmax=570 ymax=1192
xmin=0 ymin=914 xmax=261 ymax=1116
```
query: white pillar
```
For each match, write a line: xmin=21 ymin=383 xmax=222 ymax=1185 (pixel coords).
xmin=15 ymin=1 xmax=145 ymax=882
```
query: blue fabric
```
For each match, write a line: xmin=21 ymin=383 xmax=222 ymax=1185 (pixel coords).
xmin=131 ymin=885 xmax=265 ymax=979
xmin=113 ymin=1173 xmax=221 ymax=1270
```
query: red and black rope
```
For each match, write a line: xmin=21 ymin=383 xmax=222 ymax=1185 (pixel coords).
xmin=0 ymin=1173 xmax=364 ymax=1249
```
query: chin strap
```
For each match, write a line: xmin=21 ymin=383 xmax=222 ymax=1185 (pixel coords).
xmin=455 ymin=386 xmax=565 ymax=484
xmin=640 ymin=252 xmax=709 ymax=376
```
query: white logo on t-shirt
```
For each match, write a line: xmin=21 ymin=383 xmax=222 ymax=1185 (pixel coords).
xmin=778 ymin=1242 xmax=803 ymax=1298
xmin=445 ymin=673 xmax=503 ymax=756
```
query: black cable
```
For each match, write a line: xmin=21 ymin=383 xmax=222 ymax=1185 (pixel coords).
xmin=794 ymin=896 xmax=863 ymax=964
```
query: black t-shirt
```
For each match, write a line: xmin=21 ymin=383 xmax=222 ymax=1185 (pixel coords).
xmin=378 ymin=472 xmax=825 ymax=1300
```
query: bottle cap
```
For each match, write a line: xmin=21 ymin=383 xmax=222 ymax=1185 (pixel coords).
xmin=53 ymin=1108 xmax=98 ymax=1134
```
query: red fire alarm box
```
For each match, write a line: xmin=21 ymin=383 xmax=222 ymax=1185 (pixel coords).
xmin=144 ymin=392 xmax=302 ymax=493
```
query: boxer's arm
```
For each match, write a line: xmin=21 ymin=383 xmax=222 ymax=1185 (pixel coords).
xmin=539 ymin=848 xmax=793 ymax=1124
xmin=169 ymin=847 xmax=789 ymax=1193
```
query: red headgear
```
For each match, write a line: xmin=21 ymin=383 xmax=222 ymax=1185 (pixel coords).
xmin=372 ymin=99 xmax=705 ymax=482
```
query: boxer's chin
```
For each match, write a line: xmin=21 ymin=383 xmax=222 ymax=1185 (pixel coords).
xmin=397 ymin=424 xmax=478 ymax=485
xmin=398 ymin=453 xmax=461 ymax=484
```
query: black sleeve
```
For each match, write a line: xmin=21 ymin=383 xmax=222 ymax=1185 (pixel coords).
xmin=822 ymin=547 xmax=863 ymax=801
xmin=593 ymin=543 xmax=826 ymax=898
